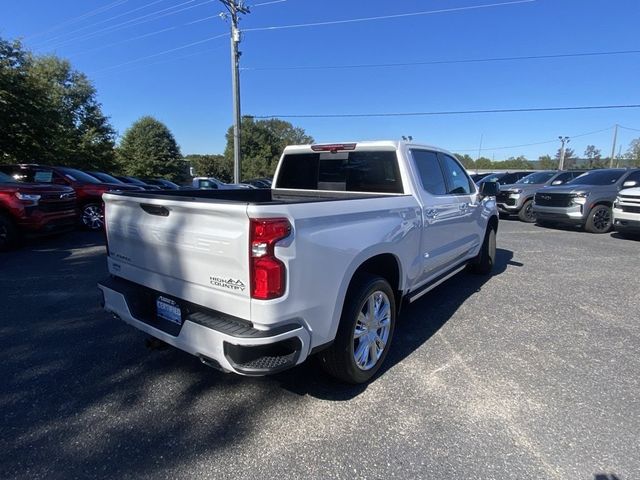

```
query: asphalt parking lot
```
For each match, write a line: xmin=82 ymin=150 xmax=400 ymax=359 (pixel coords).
xmin=0 ymin=220 xmax=638 ymax=480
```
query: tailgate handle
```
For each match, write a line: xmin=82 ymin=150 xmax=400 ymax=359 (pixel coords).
xmin=140 ymin=204 xmax=170 ymax=217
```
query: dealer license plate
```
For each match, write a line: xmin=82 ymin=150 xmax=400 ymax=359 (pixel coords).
xmin=156 ymin=296 xmax=182 ymax=325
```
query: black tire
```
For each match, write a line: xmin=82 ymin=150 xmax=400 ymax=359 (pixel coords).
xmin=518 ymin=199 xmax=536 ymax=223
xmin=319 ymin=273 xmax=396 ymax=384
xmin=584 ymin=204 xmax=612 ymax=234
xmin=0 ymin=213 xmax=19 ymax=252
xmin=80 ymin=203 xmax=104 ymax=231
xmin=469 ymin=227 xmax=496 ymax=275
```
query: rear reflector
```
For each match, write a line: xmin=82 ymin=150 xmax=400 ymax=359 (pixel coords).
xmin=310 ymin=143 xmax=356 ymax=152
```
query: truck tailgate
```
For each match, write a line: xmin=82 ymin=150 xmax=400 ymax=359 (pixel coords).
xmin=103 ymin=193 xmax=251 ymax=319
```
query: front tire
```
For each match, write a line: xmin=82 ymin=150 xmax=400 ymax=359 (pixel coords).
xmin=518 ymin=199 xmax=536 ymax=223
xmin=469 ymin=227 xmax=496 ymax=275
xmin=584 ymin=204 xmax=612 ymax=234
xmin=80 ymin=203 xmax=104 ymax=231
xmin=319 ymin=274 xmax=396 ymax=384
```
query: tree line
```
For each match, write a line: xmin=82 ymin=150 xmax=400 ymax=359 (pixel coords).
xmin=2 ymin=35 xmax=639 ymax=184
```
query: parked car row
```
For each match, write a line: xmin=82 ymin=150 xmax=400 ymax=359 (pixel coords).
xmin=473 ymin=167 xmax=640 ymax=235
xmin=0 ymin=163 xmax=276 ymax=250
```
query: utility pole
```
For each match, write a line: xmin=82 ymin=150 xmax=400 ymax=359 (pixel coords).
xmin=219 ymin=0 xmax=250 ymax=183
xmin=609 ymin=124 xmax=618 ymax=168
xmin=476 ymin=134 xmax=483 ymax=173
xmin=558 ymin=136 xmax=570 ymax=170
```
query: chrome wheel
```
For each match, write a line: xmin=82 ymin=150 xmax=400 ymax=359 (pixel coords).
xmin=353 ymin=290 xmax=392 ymax=371
xmin=81 ymin=204 xmax=104 ymax=230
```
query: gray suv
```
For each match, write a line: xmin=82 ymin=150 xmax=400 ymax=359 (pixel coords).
xmin=533 ymin=168 xmax=640 ymax=233
xmin=497 ymin=170 xmax=585 ymax=222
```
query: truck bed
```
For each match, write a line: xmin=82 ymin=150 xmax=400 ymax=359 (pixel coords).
xmin=112 ymin=188 xmax=402 ymax=204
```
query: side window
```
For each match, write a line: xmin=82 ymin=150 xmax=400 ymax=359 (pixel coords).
xmin=438 ymin=153 xmax=473 ymax=195
xmin=624 ymin=170 xmax=640 ymax=185
xmin=554 ymin=172 xmax=573 ymax=184
xmin=411 ymin=150 xmax=446 ymax=195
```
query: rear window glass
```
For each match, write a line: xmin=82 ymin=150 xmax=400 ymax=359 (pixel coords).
xmin=34 ymin=171 xmax=54 ymax=183
xmin=277 ymin=151 xmax=403 ymax=194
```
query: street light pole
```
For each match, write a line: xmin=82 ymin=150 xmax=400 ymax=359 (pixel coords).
xmin=609 ymin=124 xmax=618 ymax=168
xmin=558 ymin=136 xmax=570 ymax=170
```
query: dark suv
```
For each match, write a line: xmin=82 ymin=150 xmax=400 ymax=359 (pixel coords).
xmin=533 ymin=168 xmax=640 ymax=233
xmin=0 ymin=165 xmax=143 ymax=230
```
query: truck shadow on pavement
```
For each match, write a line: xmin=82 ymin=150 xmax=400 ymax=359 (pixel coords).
xmin=0 ymin=228 xmax=515 ymax=478
xmin=274 ymin=248 xmax=515 ymax=400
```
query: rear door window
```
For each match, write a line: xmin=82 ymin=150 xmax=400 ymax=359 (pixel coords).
xmin=410 ymin=150 xmax=447 ymax=195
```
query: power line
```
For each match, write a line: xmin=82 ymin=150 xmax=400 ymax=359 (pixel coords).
xmin=243 ymin=0 xmax=535 ymax=33
xmin=453 ymin=127 xmax=615 ymax=152
xmin=619 ymin=125 xmax=640 ymax=132
xmin=41 ymin=0 xmax=214 ymax=51
xmin=33 ymin=0 xmax=172 ymax=46
xmin=252 ymin=0 xmax=287 ymax=7
xmin=242 ymin=49 xmax=640 ymax=72
xmin=25 ymin=0 xmax=128 ymax=40
xmin=251 ymin=104 xmax=640 ymax=119
xmin=91 ymin=32 xmax=228 ymax=73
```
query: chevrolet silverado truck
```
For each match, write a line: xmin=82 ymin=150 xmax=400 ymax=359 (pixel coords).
xmin=0 ymin=171 xmax=77 ymax=251
xmin=533 ymin=168 xmax=640 ymax=233
xmin=497 ymin=170 xmax=585 ymax=222
xmin=98 ymin=141 xmax=499 ymax=383
xmin=613 ymin=187 xmax=640 ymax=237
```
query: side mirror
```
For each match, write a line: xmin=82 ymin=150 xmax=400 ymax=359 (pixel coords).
xmin=551 ymin=180 xmax=563 ymax=185
xmin=479 ymin=181 xmax=499 ymax=197
xmin=622 ymin=180 xmax=638 ymax=188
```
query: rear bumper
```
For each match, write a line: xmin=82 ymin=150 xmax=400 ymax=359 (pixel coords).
xmin=98 ymin=276 xmax=311 ymax=376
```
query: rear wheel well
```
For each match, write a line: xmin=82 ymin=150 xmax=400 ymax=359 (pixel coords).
xmin=349 ymin=254 xmax=401 ymax=309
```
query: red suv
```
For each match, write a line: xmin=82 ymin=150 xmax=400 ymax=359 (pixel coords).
xmin=0 ymin=165 xmax=143 ymax=230
xmin=0 ymin=171 xmax=77 ymax=251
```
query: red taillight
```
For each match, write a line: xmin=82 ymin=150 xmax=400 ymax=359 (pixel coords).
xmin=310 ymin=143 xmax=356 ymax=152
xmin=250 ymin=218 xmax=291 ymax=300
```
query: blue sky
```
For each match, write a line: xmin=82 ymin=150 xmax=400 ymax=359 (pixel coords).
xmin=2 ymin=0 xmax=640 ymax=159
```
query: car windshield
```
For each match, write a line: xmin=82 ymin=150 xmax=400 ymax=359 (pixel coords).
xmin=91 ymin=172 xmax=124 ymax=184
xmin=516 ymin=171 xmax=556 ymax=184
xmin=567 ymin=169 xmax=625 ymax=186
xmin=479 ymin=173 xmax=504 ymax=183
xmin=123 ymin=177 xmax=148 ymax=186
xmin=58 ymin=167 xmax=101 ymax=184
xmin=0 ymin=172 xmax=17 ymax=184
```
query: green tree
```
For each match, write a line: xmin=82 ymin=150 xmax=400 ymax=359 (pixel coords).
xmin=475 ymin=157 xmax=493 ymax=169
xmin=186 ymin=154 xmax=231 ymax=182
xmin=584 ymin=145 xmax=605 ymax=168
xmin=454 ymin=153 xmax=475 ymax=169
xmin=538 ymin=154 xmax=557 ymax=169
xmin=224 ymin=116 xmax=314 ymax=180
xmin=0 ymin=36 xmax=115 ymax=169
xmin=501 ymin=155 xmax=533 ymax=169
xmin=625 ymin=138 xmax=640 ymax=167
xmin=116 ymin=116 xmax=184 ymax=180
xmin=555 ymin=147 xmax=576 ymax=169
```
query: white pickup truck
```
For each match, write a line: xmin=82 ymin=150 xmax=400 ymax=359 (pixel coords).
xmin=98 ymin=141 xmax=499 ymax=383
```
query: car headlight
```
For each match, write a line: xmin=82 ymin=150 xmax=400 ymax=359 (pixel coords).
xmin=15 ymin=192 xmax=41 ymax=205
xmin=572 ymin=192 xmax=588 ymax=205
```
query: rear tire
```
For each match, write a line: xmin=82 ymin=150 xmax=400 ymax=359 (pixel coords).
xmin=469 ymin=227 xmax=496 ymax=275
xmin=319 ymin=274 xmax=396 ymax=384
xmin=584 ymin=204 xmax=612 ymax=234
xmin=0 ymin=213 xmax=19 ymax=252
xmin=518 ymin=199 xmax=536 ymax=223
